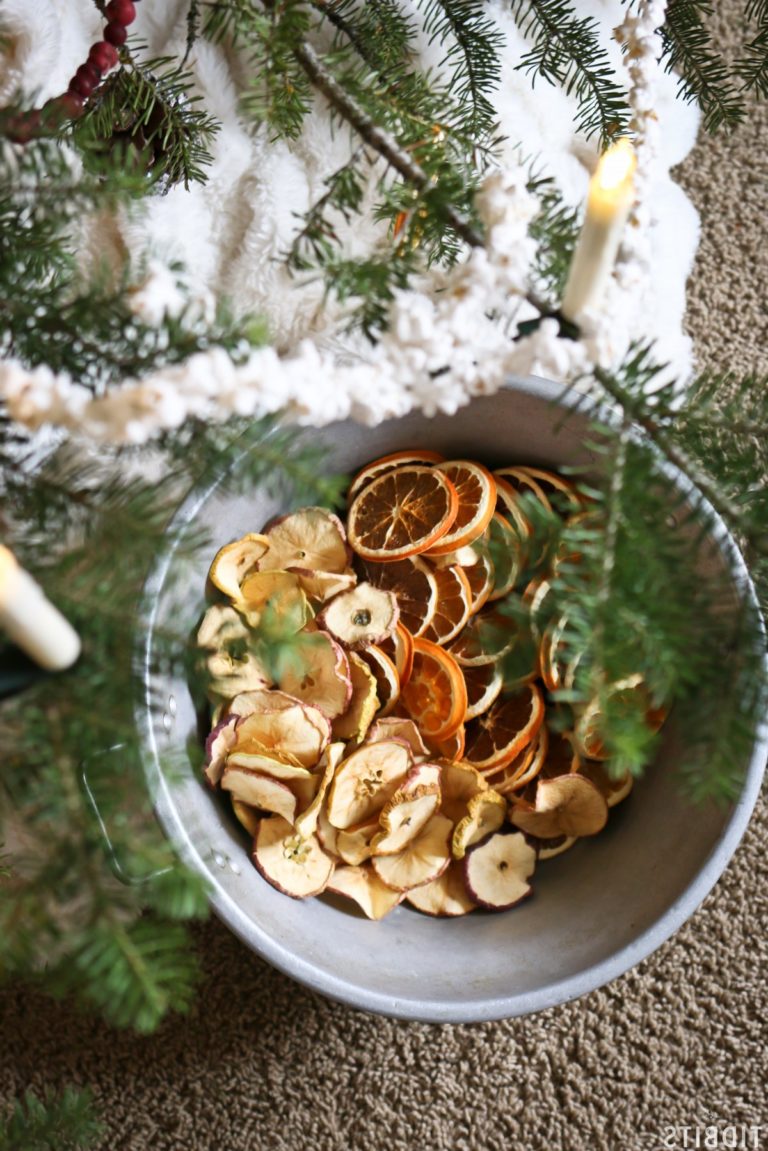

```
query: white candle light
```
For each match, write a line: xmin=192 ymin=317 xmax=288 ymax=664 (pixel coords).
xmin=0 ymin=545 xmax=81 ymax=671
xmin=561 ymin=138 xmax=637 ymax=323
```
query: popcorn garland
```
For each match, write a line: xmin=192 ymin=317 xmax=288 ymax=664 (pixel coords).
xmin=0 ymin=3 xmax=671 ymax=447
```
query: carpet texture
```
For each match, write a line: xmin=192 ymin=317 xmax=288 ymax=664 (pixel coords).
xmin=2 ymin=8 xmax=767 ymax=1151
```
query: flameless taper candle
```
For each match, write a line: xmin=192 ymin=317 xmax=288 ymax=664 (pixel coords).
xmin=0 ymin=545 xmax=81 ymax=671
xmin=560 ymin=138 xmax=637 ymax=324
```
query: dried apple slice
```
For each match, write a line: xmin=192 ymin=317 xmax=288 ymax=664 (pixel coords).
xmin=231 ymin=798 xmax=260 ymax=837
xmin=451 ymin=789 xmax=507 ymax=860
xmin=318 ymin=583 xmax=399 ymax=650
xmin=208 ymin=533 xmax=271 ymax=600
xmin=221 ymin=766 xmax=297 ymax=824
xmin=234 ymin=699 xmax=330 ymax=768
xmin=371 ymin=813 xmax=453 ymax=892
xmin=278 ymin=632 xmax=352 ymax=719
xmin=575 ymin=759 xmax=634 ymax=807
xmin=226 ymin=751 xmax=313 ymax=782
xmin=325 ymin=739 xmax=412 ymax=829
xmin=206 ymin=651 xmax=271 ymax=699
xmin=439 ymin=761 xmax=488 ymax=824
xmin=537 ymin=835 xmax=578 ymax=860
xmin=252 ymin=816 xmax=334 ymax=898
xmin=331 ymin=652 xmax=379 ymax=743
xmin=508 ymin=774 xmax=609 ymax=839
xmin=287 ymin=567 xmax=357 ymax=603
xmin=406 ymin=861 xmax=477 ymax=917
xmin=316 ymin=804 xmax=341 ymax=859
xmin=203 ymin=715 xmax=238 ymax=787
xmin=327 ymin=864 xmax=404 ymax=919
xmin=336 ymin=817 xmax=381 ymax=866
xmin=239 ymin=569 xmax=313 ymax=632
xmin=294 ymin=742 xmax=345 ymax=838
xmin=365 ymin=717 xmax=430 ymax=760
xmin=463 ymin=830 xmax=536 ymax=910
xmin=359 ymin=645 xmax=401 ymax=717
xmin=371 ymin=764 xmax=442 ymax=855
xmin=197 ymin=604 xmax=249 ymax=649
xmin=261 ymin=507 xmax=349 ymax=574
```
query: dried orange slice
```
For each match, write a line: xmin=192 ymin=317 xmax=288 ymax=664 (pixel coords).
xmin=462 ymin=659 xmax=504 ymax=721
xmin=400 ymin=637 xmax=468 ymax=744
xmin=514 ymin=465 xmax=581 ymax=511
xmin=462 ymin=545 xmax=495 ymax=614
xmin=377 ymin=621 xmax=414 ymax=686
xmin=463 ymin=683 xmax=545 ymax=773
xmin=422 ymin=565 xmax=473 ymax=646
xmin=495 ymin=466 xmax=552 ymax=511
xmin=362 ymin=557 xmax=438 ymax=638
xmin=428 ymin=460 xmax=496 ymax=554
xmin=347 ymin=449 xmax=445 ymax=501
xmin=428 ymin=723 xmax=465 ymax=762
xmin=485 ymin=513 xmax=524 ymax=601
xmin=347 ymin=465 xmax=459 ymax=561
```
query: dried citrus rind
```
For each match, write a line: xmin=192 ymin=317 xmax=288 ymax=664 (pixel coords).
xmin=463 ymin=683 xmax=545 ymax=773
xmin=400 ymin=637 xmax=467 ymax=743
xmin=421 ymin=564 xmax=473 ymax=646
xmin=347 ymin=449 xmax=445 ymax=502
xmin=428 ymin=460 xmax=497 ymax=554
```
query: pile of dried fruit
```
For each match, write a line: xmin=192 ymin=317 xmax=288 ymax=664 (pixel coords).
xmin=198 ymin=451 xmax=656 ymax=918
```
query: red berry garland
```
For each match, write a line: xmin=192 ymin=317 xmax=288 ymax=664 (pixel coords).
xmin=3 ymin=3 xmax=140 ymax=143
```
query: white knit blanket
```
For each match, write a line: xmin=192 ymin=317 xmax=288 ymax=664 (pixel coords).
xmin=1 ymin=0 xmax=700 ymax=383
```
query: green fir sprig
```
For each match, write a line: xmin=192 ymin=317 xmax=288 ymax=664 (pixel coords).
xmin=0 ymin=1087 xmax=102 ymax=1151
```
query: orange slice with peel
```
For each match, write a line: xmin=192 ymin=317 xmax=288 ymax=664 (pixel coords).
xmin=462 ymin=546 xmax=495 ymax=614
xmin=347 ymin=465 xmax=459 ymax=561
xmin=485 ymin=513 xmax=523 ymax=601
xmin=428 ymin=460 xmax=497 ymax=554
xmin=462 ymin=659 xmax=504 ymax=722
xmin=362 ymin=556 xmax=438 ymax=638
xmin=400 ymin=637 xmax=468 ymax=744
xmin=428 ymin=723 xmax=466 ymax=763
xmin=347 ymin=449 xmax=445 ymax=502
xmin=422 ymin=565 xmax=473 ymax=647
xmin=377 ymin=621 xmax=414 ymax=686
xmin=463 ymin=683 xmax=545 ymax=773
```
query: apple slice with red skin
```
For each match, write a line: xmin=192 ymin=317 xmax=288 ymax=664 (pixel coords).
xmin=252 ymin=816 xmax=334 ymax=898
xmin=278 ymin=632 xmax=352 ymax=719
xmin=371 ymin=764 xmax=442 ymax=856
xmin=221 ymin=767 xmax=297 ymax=824
xmin=327 ymin=864 xmax=404 ymax=919
xmin=331 ymin=652 xmax=379 ymax=743
xmin=261 ymin=507 xmax=350 ymax=574
xmin=463 ymin=830 xmax=536 ymax=911
xmin=371 ymin=813 xmax=453 ymax=892
xmin=451 ymin=789 xmax=506 ymax=860
xmin=406 ymin=860 xmax=477 ymax=917
xmin=325 ymin=739 xmax=412 ymax=829
xmin=318 ymin=583 xmax=399 ymax=650
xmin=203 ymin=715 xmax=238 ymax=787
xmin=508 ymin=774 xmax=608 ymax=839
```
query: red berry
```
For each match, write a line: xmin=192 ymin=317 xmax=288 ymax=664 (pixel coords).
xmin=105 ymin=0 xmax=136 ymax=25
xmin=69 ymin=66 xmax=98 ymax=98
xmin=57 ymin=93 xmax=86 ymax=119
xmin=89 ymin=41 xmax=119 ymax=73
xmin=104 ymin=22 xmax=128 ymax=46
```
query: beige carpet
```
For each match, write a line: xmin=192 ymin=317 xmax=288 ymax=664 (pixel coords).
xmin=2 ymin=9 xmax=768 ymax=1151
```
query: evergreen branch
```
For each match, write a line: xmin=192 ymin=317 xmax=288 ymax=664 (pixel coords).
xmin=418 ymin=0 xmax=504 ymax=139
xmin=508 ymin=0 xmax=630 ymax=144
xmin=737 ymin=7 xmax=768 ymax=97
xmin=287 ymin=34 xmax=484 ymax=250
xmin=0 ymin=1087 xmax=102 ymax=1151
xmin=74 ymin=54 xmax=219 ymax=189
xmin=660 ymin=1 xmax=745 ymax=131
